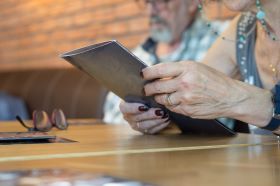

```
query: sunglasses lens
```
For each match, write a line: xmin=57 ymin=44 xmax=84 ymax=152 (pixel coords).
xmin=52 ymin=109 xmax=68 ymax=130
xmin=33 ymin=110 xmax=52 ymax=132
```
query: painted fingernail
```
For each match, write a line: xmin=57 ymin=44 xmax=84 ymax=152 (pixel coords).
xmin=140 ymin=71 xmax=144 ymax=78
xmin=155 ymin=109 xmax=164 ymax=116
xmin=138 ymin=105 xmax=149 ymax=112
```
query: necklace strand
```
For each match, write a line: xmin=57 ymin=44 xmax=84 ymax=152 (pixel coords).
xmin=196 ymin=0 xmax=280 ymax=43
xmin=256 ymin=0 xmax=279 ymax=42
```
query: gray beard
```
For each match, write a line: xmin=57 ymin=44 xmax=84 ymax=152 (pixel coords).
xmin=150 ymin=27 xmax=173 ymax=43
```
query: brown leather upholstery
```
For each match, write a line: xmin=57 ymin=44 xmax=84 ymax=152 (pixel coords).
xmin=0 ymin=68 xmax=108 ymax=119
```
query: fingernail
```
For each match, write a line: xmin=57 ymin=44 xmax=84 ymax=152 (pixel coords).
xmin=140 ymin=71 xmax=144 ymax=78
xmin=138 ymin=105 xmax=149 ymax=112
xmin=142 ymin=88 xmax=146 ymax=96
xmin=155 ymin=109 xmax=164 ymax=116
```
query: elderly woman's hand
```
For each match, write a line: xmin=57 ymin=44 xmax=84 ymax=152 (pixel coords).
xmin=142 ymin=61 xmax=249 ymax=120
xmin=119 ymin=101 xmax=170 ymax=134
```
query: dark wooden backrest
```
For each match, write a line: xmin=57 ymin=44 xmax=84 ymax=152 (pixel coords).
xmin=0 ymin=68 xmax=108 ymax=119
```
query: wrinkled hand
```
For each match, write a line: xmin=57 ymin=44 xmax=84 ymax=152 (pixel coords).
xmin=142 ymin=61 xmax=248 ymax=119
xmin=119 ymin=101 xmax=170 ymax=134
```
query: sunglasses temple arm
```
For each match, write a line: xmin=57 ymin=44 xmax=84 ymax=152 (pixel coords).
xmin=16 ymin=115 xmax=32 ymax=131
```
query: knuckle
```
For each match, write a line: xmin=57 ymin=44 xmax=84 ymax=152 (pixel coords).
xmin=180 ymin=76 xmax=189 ymax=88
xmin=155 ymin=66 xmax=165 ymax=76
xmin=181 ymin=93 xmax=192 ymax=103
xmin=154 ymin=82 xmax=161 ymax=92
xmin=187 ymin=72 xmax=199 ymax=83
xmin=180 ymin=73 xmax=198 ymax=90
xmin=155 ymin=94 xmax=166 ymax=105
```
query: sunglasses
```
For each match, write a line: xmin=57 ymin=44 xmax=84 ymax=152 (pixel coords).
xmin=16 ymin=109 xmax=68 ymax=132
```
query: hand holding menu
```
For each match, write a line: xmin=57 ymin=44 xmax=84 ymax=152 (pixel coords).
xmin=60 ymin=40 xmax=236 ymax=136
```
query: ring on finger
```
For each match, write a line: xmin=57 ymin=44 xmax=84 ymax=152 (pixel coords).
xmin=166 ymin=93 xmax=175 ymax=106
xmin=137 ymin=122 xmax=148 ymax=134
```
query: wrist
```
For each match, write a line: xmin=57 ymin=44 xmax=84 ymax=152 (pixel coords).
xmin=226 ymin=81 xmax=273 ymax=127
xmin=258 ymin=89 xmax=274 ymax=127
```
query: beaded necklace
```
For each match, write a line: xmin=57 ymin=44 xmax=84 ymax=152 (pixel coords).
xmin=256 ymin=0 xmax=279 ymax=41
xmin=198 ymin=0 xmax=280 ymax=85
xmin=255 ymin=0 xmax=280 ymax=84
xmin=196 ymin=0 xmax=279 ymax=43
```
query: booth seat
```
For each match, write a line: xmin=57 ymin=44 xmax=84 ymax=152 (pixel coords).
xmin=0 ymin=68 xmax=108 ymax=119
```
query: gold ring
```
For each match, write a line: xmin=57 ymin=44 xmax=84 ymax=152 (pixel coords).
xmin=137 ymin=122 xmax=148 ymax=134
xmin=166 ymin=93 xmax=174 ymax=106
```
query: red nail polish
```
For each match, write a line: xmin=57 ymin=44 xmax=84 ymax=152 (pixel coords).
xmin=138 ymin=105 xmax=149 ymax=112
xmin=155 ymin=110 xmax=164 ymax=116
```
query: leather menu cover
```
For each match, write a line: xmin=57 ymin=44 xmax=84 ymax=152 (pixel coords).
xmin=60 ymin=40 xmax=236 ymax=136
xmin=60 ymin=40 xmax=160 ymax=108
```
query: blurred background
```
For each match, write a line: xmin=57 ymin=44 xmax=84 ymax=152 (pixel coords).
xmin=0 ymin=0 xmax=235 ymax=71
xmin=0 ymin=0 xmax=236 ymax=120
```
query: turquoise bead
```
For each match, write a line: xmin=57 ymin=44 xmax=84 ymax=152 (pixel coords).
xmin=239 ymin=35 xmax=245 ymax=42
xmin=256 ymin=10 xmax=266 ymax=20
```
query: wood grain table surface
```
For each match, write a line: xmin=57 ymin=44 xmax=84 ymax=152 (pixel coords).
xmin=0 ymin=119 xmax=279 ymax=186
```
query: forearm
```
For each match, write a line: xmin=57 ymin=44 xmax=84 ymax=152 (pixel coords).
xmin=225 ymin=79 xmax=273 ymax=128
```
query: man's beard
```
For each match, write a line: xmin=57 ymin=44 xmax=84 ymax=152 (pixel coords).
xmin=149 ymin=16 xmax=173 ymax=43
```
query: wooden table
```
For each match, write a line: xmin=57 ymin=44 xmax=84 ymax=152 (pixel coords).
xmin=0 ymin=120 xmax=279 ymax=186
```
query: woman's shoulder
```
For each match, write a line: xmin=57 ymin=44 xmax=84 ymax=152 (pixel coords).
xmin=202 ymin=14 xmax=241 ymax=73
